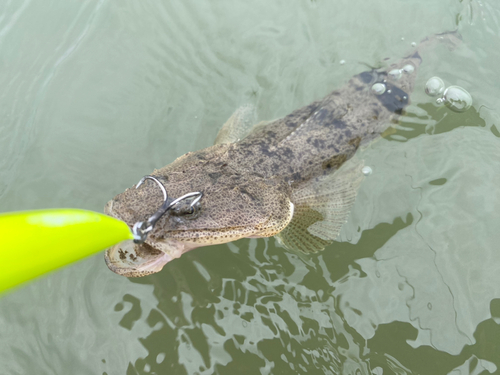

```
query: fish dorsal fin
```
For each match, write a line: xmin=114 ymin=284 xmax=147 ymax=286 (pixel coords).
xmin=275 ymin=156 xmax=365 ymax=253
xmin=214 ymin=105 xmax=257 ymax=145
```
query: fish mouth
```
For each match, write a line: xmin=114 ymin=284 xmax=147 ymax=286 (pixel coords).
xmin=105 ymin=240 xmax=172 ymax=277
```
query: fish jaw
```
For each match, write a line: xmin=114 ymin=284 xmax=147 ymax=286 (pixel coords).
xmin=104 ymin=240 xmax=171 ymax=277
xmin=104 ymin=238 xmax=202 ymax=277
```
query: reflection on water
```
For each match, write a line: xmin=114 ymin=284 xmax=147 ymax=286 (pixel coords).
xmin=2 ymin=0 xmax=500 ymax=374
xmin=122 ymin=219 xmax=411 ymax=374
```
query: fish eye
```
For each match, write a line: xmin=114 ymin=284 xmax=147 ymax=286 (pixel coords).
xmin=170 ymin=200 xmax=200 ymax=219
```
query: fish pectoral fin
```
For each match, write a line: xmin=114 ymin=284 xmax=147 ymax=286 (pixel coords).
xmin=275 ymin=156 xmax=365 ymax=253
xmin=214 ymin=105 xmax=257 ymax=145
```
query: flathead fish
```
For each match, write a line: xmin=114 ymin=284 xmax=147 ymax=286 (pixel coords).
xmin=104 ymin=33 xmax=460 ymax=277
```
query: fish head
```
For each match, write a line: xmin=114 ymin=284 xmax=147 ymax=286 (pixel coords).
xmin=104 ymin=144 xmax=293 ymax=277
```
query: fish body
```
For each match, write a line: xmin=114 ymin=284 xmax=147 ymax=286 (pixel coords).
xmin=105 ymin=33 xmax=458 ymax=277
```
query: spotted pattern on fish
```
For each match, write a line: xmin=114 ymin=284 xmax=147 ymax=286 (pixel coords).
xmin=104 ymin=32 xmax=463 ymax=277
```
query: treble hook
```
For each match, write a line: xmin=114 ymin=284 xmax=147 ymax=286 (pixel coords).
xmin=131 ymin=175 xmax=202 ymax=244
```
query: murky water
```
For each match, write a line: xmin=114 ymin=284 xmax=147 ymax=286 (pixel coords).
xmin=1 ymin=0 xmax=500 ymax=374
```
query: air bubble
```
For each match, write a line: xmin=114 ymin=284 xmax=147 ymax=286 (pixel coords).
xmin=443 ymin=86 xmax=472 ymax=112
xmin=362 ymin=166 xmax=372 ymax=176
xmin=371 ymin=83 xmax=386 ymax=95
xmin=339 ymin=59 xmax=346 ymax=65
xmin=436 ymin=98 xmax=444 ymax=105
xmin=387 ymin=89 xmax=391 ymax=94
xmin=402 ymin=64 xmax=414 ymax=74
xmin=156 ymin=353 xmax=166 ymax=364
xmin=411 ymin=42 xmax=416 ymax=47
xmin=389 ymin=69 xmax=402 ymax=80
xmin=425 ymin=77 xmax=445 ymax=97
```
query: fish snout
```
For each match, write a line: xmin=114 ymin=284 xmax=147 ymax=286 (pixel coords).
xmin=104 ymin=240 xmax=172 ymax=277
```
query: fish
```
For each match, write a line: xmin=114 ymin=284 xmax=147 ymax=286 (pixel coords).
xmin=104 ymin=32 xmax=460 ymax=277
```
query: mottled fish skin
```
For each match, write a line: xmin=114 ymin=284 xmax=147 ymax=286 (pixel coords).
xmin=234 ymin=56 xmax=419 ymax=186
xmin=104 ymin=33 xmax=460 ymax=277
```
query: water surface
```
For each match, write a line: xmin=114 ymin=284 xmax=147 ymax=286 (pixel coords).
xmin=1 ymin=0 xmax=500 ymax=374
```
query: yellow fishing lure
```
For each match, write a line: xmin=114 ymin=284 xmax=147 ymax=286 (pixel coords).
xmin=0 ymin=209 xmax=133 ymax=294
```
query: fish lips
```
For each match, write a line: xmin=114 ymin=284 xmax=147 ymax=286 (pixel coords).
xmin=104 ymin=240 xmax=172 ymax=277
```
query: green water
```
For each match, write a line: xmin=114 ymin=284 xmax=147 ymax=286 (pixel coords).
xmin=1 ymin=0 xmax=500 ymax=374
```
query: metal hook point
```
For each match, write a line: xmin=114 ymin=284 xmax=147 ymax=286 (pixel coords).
xmin=135 ymin=176 xmax=167 ymax=202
